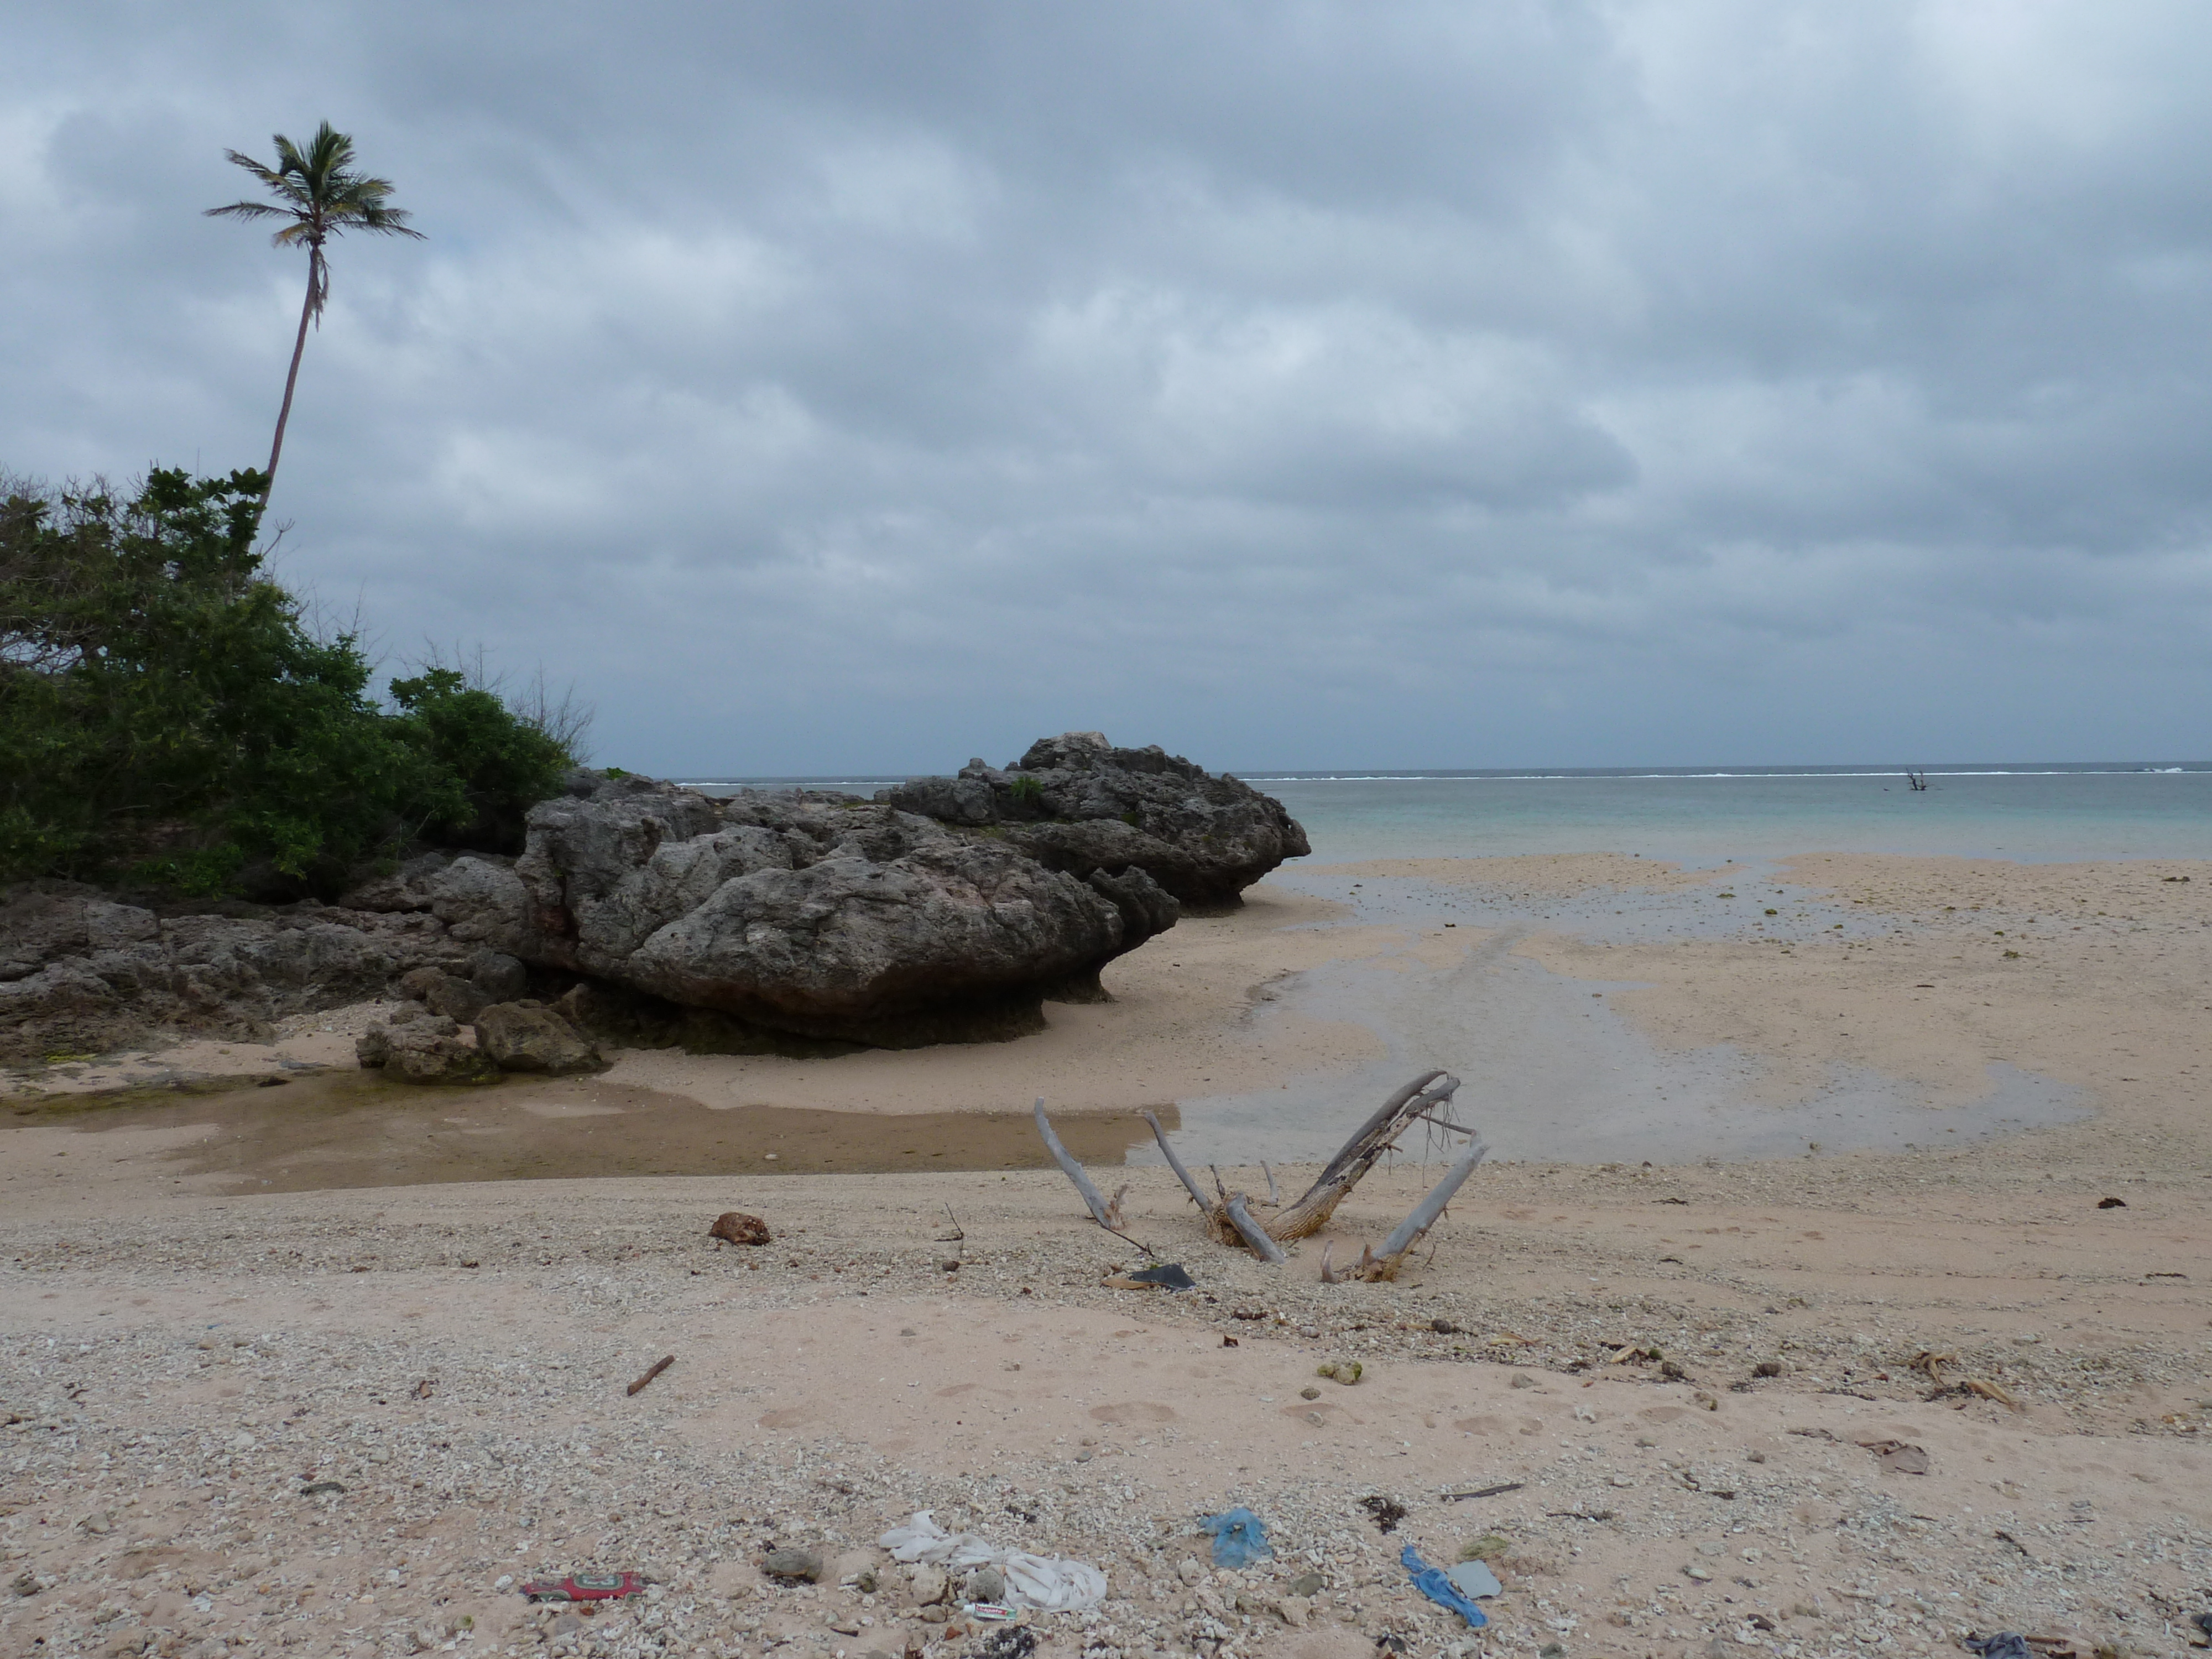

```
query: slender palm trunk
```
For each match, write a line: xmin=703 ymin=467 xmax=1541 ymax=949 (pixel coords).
xmin=264 ymin=246 xmax=321 ymax=503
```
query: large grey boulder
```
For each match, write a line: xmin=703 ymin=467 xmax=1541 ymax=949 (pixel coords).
xmin=881 ymin=732 xmax=1309 ymax=906
xmin=427 ymin=770 xmax=1181 ymax=1047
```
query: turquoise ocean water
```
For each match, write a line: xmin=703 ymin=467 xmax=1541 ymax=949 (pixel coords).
xmin=690 ymin=763 xmax=2212 ymax=864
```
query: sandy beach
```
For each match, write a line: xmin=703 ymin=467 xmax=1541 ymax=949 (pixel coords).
xmin=5 ymin=851 xmax=2210 ymax=1659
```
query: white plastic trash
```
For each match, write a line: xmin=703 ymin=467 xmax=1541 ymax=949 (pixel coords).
xmin=879 ymin=1511 xmax=1108 ymax=1613
xmin=1446 ymin=1560 xmax=1502 ymax=1599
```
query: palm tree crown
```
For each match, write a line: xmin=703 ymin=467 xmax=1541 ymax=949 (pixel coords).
xmin=206 ymin=122 xmax=424 ymax=503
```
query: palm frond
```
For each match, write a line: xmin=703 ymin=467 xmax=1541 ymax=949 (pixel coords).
xmin=330 ymin=194 xmax=425 ymax=239
xmin=202 ymin=200 xmax=290 ymax=223
xmin=301 ymin=122 xmax=354 ymax=179
xmin=269 ymin=132 xmax=310 ymax=180
xmin=219 ymin=148 xmax=290 ymax=189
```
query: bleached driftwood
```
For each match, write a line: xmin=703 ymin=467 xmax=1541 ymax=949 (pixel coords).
xmin=1144 ymin=1110 xmax=1215 ymax=1208
xmin=1347 ymin=1136 xmax=1489 ymax=1281
xmin=1142 ymin=1110 xmax=1250 ymax=1248
xmin=1266 ymin=1070 xmax=1464 ymax=1241
xmin=1222 ymin=1194 xmax=1287 ymax=1264
xmin=1033 ymin=1097 xmax=1124 ymax=1229
xmin=1045 ymin=1072 xmax=1486 ymax=1270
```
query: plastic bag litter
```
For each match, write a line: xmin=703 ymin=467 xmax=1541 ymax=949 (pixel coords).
xmin=879 ymin=1511 xmax=1107 ymax=1613
xmin=519 ymin=1571 xmax=647 ymax=1603
xmin=1963 ymin=1638 xmax=2031 ymax=1659
xmin=1201 ymin=1507 xmax=1273 ymax=1568
xmin=1400 ymin=1544 xmax=1488 ymax=1630
xmin=1126 ymin=1263 xmax=1194 ymax=1290
xmin=1103 ymin=1263 xmax=1197 ymax=1292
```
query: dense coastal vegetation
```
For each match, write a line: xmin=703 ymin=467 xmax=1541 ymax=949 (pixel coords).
xmin=0 ymin=466 xmax=576 ymax=898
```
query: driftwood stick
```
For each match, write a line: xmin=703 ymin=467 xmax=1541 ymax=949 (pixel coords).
xmin=1407 ymin=1107 xmax=1477 ymax=1138
xmin=1143 ymin=1110 xmax=1214 ymax=1210
xmin=1034 ymin=1097 xmax=1114 ymax=1228
xmin=1371 ymin=1138 xmax=1489 ymax=1265
xmin=1315 ymin=1071 xmax=1447 ymax=1186
xmin=1222 ymin=1194 xmax=1287 ymax=1264
xmin=1208 ymin=1164 xmax=1228 ymax=1200
xmin=1261 ymin=1161 xmax=1280 ymax=1205
xmin=1095 ymin=1218 xmax=1159 ymax=1258
xmin=627 ymin=1355 xmax=675 ymax=1396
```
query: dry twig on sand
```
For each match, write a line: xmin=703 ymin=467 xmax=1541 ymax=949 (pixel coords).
xmin=627 ymin=1355 xmax=674 ymax=1397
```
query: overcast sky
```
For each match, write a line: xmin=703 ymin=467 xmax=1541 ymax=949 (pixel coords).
xmin=6 ymin=2 xmax=2211 ymax=774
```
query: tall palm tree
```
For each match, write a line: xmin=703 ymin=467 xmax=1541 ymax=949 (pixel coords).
xmin=205 ymin=122 xmax=424 ymax=504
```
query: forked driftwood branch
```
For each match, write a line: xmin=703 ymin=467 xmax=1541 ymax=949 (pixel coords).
xmin=1041 ymin=1073 xmax=1484 ymax=1270
xmin=1267 ymin=1070 xmax=1464 ymax=1241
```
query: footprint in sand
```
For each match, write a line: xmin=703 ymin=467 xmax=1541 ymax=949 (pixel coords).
xmin=1089 ymin=1401 xmax=1177 ymax=1424
xmin=1454 ymin=1415 xmax=1545 ymax=1437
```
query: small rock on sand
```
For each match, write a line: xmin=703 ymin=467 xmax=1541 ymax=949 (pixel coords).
xmin=709 ymin=1211 xmax=774 ymax=1246
xmin=472 ymin=1000 xmax=603 ymax=1074
xmin=764 ymin=1547 xmax=824 ymax=1582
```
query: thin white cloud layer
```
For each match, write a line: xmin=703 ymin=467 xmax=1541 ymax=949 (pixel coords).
xmin=3 ymin=0 xmax=2210 ymax=771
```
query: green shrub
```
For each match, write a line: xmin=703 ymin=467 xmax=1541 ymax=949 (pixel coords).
xmin=388 ymin=667 xmax=570 ymax=854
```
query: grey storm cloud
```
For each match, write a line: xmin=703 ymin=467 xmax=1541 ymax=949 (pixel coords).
xmin=4 ymin=1 xmax=2211 ymax=773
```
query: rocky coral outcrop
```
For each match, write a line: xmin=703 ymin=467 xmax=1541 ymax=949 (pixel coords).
xmin=0 ymin=883 xmax=463 ymax=1064
xmin=469 ymin=771 xmax=1182 ymax=1046
xmin=882 ymin=732 xmax=1308 ymax=906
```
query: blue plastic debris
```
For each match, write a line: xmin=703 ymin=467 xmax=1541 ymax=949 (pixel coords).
xmin=1400 ymin=1544 xmax=1488 ymax=1630
xmin=1200 ymin=1508 xmax=1273 ymax=1568
xmin=1963 ymin=1638 xmax=2030 ymax=1659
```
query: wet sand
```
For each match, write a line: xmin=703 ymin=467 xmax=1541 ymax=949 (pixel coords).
xmin=4 ymin=1070 xmax=1178 ymax=1195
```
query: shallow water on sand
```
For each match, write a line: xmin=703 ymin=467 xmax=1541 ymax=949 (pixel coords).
xmin=8 ymin=1072 xmax=1177 ymax=1192
xmin=1149 ymin=869 xmax=2089 ymax=1168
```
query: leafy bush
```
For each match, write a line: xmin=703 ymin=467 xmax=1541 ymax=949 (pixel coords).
xmin=0 ymin=467 xmax=582 ymax=894
xmin=388 ymin=666 xmax=570 ymax=854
